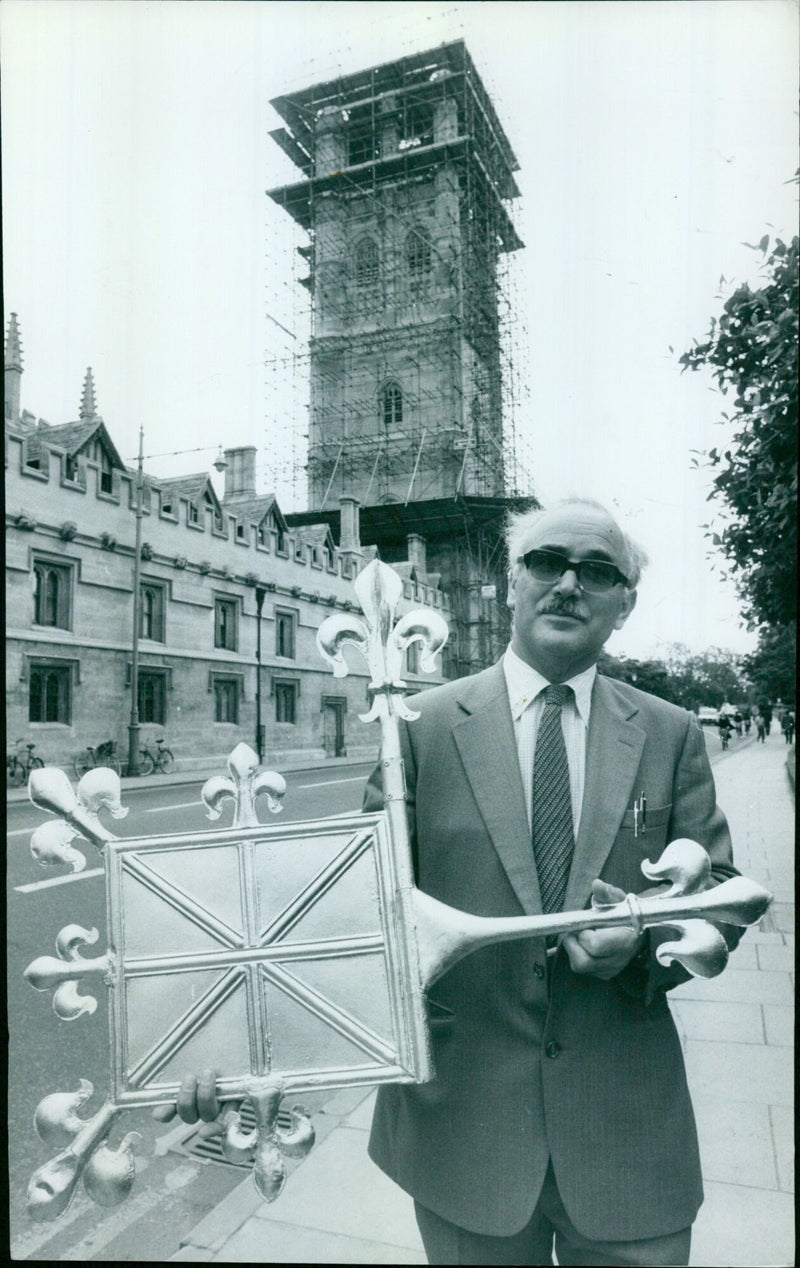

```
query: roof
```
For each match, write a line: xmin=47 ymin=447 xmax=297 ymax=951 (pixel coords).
xmin=24 ymin=419 xmax=125 ymax=469
xmin=155 ymin=472 xmax=224 ymax=514
xmin=222 ymin=492 xmax=287 ymax=529
xmin=293 ymin=522 xmax=335 ymax=549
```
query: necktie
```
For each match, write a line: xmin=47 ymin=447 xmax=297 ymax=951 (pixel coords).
xmin=531 ymin=684 xmax=574 ymax=914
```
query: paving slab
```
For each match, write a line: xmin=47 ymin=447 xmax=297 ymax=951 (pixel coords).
xmin=671 ymin=968 xmax=793 ymax=1006
xmin=690 ymin=1182 xmax=795 ymax=1267
xmin=215 ymin=1218 xmax=426 ymax=1263
xmin=769 ymin=1104 xmax=795 ymax=1193
xmin=684 ymin=1040 xmax=793 ymax=1105
xmin=691 ymin=1098 xmax=778 ymax=1189
xmin=756 ymin=943 xmax=795 ymax=972
xmin=762 ymin=1004 xmax=793 ymax=1047
xmin=669 ymin=999 xmax=765 ymax=1045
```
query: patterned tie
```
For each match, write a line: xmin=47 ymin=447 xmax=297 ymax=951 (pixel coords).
xmin=531 ymin=684 xmax=575 ymax=914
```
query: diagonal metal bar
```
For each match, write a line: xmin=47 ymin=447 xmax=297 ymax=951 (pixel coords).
xmin=121 ymin=853 xmax=242 ymax=949
xmin=259 ymin=960 xmax=396 ymax=1066
xmin=258 ymin=827 xmax=376 ymax=945
xmin=126 ymin=966 xmax=245 ymax=1087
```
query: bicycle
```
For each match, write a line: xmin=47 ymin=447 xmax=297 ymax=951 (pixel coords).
xmin=139 ymin=736 xmax=175 ymax=776
xmin=74 ymin=740 xmax=122 ymax=780
xmin=7 ymin=739 xmax=45 ymax=787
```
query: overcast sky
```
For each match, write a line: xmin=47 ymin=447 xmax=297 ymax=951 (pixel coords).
xmin=3 ymin=0 xmax=797 ymax=661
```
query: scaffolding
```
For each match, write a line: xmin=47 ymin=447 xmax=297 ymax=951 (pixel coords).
xmin=263 ymin=39 xmax=537 ymax=673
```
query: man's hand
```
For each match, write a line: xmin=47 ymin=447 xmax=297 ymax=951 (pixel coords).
xmin=562 ymin=880 xmax=644 ymax=980
xmin=152 ymin=1068 xmax=226 ymax=1125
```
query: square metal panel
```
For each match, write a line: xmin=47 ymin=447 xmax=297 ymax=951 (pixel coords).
xmin=105 ymin=811 xmax=432 ymax=1107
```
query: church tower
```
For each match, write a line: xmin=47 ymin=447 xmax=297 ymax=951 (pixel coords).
xmin=268 ymin=40 xmax=523 ymax=510
xmin=268 ymin=42 xmax=534 ymax=677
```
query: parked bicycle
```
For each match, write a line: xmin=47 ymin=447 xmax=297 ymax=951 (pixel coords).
xmin=74 ymin=740 xmax=121 ymax=779
xmin=7 ymin=739 xmax=45 ymax=787
xmin=139 ymin=736 xmax=175 ymax=776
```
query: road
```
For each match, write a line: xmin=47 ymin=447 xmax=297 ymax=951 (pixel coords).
xmin=7 ymin=761 xmax=375 ymax=1262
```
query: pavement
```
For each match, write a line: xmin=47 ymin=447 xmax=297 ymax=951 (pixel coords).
xmin=156 ymin=729 xmax=794 ymax=1266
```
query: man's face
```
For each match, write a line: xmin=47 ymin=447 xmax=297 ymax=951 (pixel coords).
xmin=508 ymin=505 xmax=637 ymax=681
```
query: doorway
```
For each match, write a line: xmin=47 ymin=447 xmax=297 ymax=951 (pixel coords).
xmin=322 ymin=697 xmax=347 ymax=757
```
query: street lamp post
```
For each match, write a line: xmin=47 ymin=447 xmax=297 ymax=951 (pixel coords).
xmin=127 ymin=428 xmax=144 ymax=777
xmin=255 ymin=585 xmax=267 ymax=763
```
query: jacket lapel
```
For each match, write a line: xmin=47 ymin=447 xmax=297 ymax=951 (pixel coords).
xmin=564 ymin=674 xmax=646 ymax=912
xmin=451 ymin=664 xmax=543 ymax=915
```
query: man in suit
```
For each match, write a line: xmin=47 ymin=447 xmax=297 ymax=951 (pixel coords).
xmin=363 ymin=498 xmax=738 ymax=1266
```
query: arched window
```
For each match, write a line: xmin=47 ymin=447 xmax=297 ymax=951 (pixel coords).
xmin=382 ymin=382 xmax=403 ymax=428
xmin=406 ymin=229 xmax=432 ymax=280
xmin=354 ymin=237 xmax=379 ymax=288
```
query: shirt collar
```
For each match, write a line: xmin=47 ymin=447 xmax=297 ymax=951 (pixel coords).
xmin=502 ymin=644 xmax=596 ymax=726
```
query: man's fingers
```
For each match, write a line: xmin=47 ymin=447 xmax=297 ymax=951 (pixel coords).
xmin=176 ymin=1074 xmax=200 ymax=1124
xmin=196 ymin=1068 xmax=221 ymax=1122
xmin=152 ymin=1103 xmax=177 ymax=1123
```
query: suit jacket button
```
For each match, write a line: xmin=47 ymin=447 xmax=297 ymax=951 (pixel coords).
xmin=545 ymin=1040 xmax=561 ymax=1059
xmin=533 ymin=962 xmax=545 ymax=979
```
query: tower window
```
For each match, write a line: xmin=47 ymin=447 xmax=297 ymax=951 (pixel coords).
xmin=400 ymin=101 xmax=434 ymax=148
xmin=407 ymin=230 xmax=432 ymax=277
xmin=348 ymin=105 xmax=380 ymax=166
xmin=354 ymin=238 xmax=379 ymax=287
xmin=382 ymin=382 xmax=403 ymax=428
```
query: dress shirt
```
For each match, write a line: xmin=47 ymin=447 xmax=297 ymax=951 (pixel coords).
xmin=502 ymin=644 xmax=596 ymax=836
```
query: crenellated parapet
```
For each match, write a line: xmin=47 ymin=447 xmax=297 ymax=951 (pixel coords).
xmin=5 ymin=426 xmax=451 ymax=615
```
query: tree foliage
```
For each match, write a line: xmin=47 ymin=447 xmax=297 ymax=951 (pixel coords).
xmin=599 ymin=644 xmax=749 ymax=710
xmin=741 ymin=622 xmax=796 ymax=705
xmin=680 ymin=234 xmax=798 ymax=630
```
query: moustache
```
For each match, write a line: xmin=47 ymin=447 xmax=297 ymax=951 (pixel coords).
xmin=539 ymin=601 xmax=587 ymax=621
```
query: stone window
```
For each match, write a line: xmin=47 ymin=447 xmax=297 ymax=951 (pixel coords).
xmin=140 ymin=582 xmax=166 ymax=642
xmin=348 ymin=104 xmax=380 ymax=166
xmin=354 ymin=237 xmax=379 ymax=288
xmin=275 ymin=608 xmax=297 ymax=659
xmin=214 ymin=596 xmax=238 ymax=651
xmin=407 ymin=229 xmax=432 ymax=282
xmin=382 ymin=382 xmax=403 ymax=428
xmin=406 ymin=641 xmax=421 ymax=674
xmin=139 ymin=671 xmax=167 ymax=725
xmin=33 ymin=559 xmax=72 ymax=629
xmin=274 ymin=680 xmax=297 ymax=725
xmin=29 ymin=662 xmax=71 ymax=724
xmin=213 ymin=677 xmax=239 ymax=724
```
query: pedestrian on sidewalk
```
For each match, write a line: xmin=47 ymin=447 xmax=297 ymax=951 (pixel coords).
xmin=754 ymin=710 xmax=767 ymax=742
xmin=780 ymin=709 xmax=794 ymax=745
xmin=360 ymin=500 xmax=740 ymax=1267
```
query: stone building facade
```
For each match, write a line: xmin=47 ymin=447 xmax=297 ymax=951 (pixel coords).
xmin=5 ymin=318 xmax=451 ymax=774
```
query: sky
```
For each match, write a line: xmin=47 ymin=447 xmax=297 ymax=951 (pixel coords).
xmin=2 ymin=0 xmax=797 ymax=661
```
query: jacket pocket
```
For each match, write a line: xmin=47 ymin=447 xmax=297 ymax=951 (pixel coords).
xmin=619 ymin=803 xmax=672 ymax=833
xmin=427 ymin=998 xmax=456 ymax=1032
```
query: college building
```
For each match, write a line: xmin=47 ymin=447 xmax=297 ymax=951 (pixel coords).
xmin=4 ymin=314 xmax=451 ymax=774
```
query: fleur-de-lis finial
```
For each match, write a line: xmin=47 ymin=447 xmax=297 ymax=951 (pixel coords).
xmin=216 ymin=1077 xmax=315 ymax=1201
xmin=316 ymin=559 xmax=448 ymax=722
xmin=201 ymin=742 xmax=286 ymax=828
xmin=28 ymin=767 xmax=129 ymax=872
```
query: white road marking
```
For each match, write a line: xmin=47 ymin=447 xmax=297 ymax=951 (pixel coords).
xmin=297 ymin=774 xmax=368 ymax=789
xmin=7 ymin=827 xmax=32 ymax=838
xmin=15 ymin=867 xmax=104 ymax=893
xmin=142 ymin=800 xmax=201 ymax=813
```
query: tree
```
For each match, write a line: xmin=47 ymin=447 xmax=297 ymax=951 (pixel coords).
xmin=741 ymin=623 xmax=796 ymax=705
xmin=598 ymin=644 xmax=749 ymax=710
xmin=680 ymin=234 xmax=798 ymax=631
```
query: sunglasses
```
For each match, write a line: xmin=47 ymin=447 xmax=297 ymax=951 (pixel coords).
xmin=519 ymin=548 xmax=630 ymax=593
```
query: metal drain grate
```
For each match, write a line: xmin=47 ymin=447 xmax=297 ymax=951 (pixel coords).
xmin=175 ymin=1102 xmax=295 ymax=1169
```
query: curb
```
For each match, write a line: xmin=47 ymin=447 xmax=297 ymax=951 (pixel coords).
xmin=6 ymin=752 xmax=375 ymax=805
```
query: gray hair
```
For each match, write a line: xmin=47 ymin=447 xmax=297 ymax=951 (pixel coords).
xmin=505 ymin=498 xmax=648 ymax=588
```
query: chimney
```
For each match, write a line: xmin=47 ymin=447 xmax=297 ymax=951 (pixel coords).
xmin=339 ymin=496 xmax=361 ymax=551
xmin=224 ymin=446 xmax=257 ymax=499
xmin=407 ymin=533 xmax=427 ymax=575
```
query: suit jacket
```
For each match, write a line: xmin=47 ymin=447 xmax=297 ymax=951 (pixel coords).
xmin=363 ymin=664 xmax=738 ymax=1241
